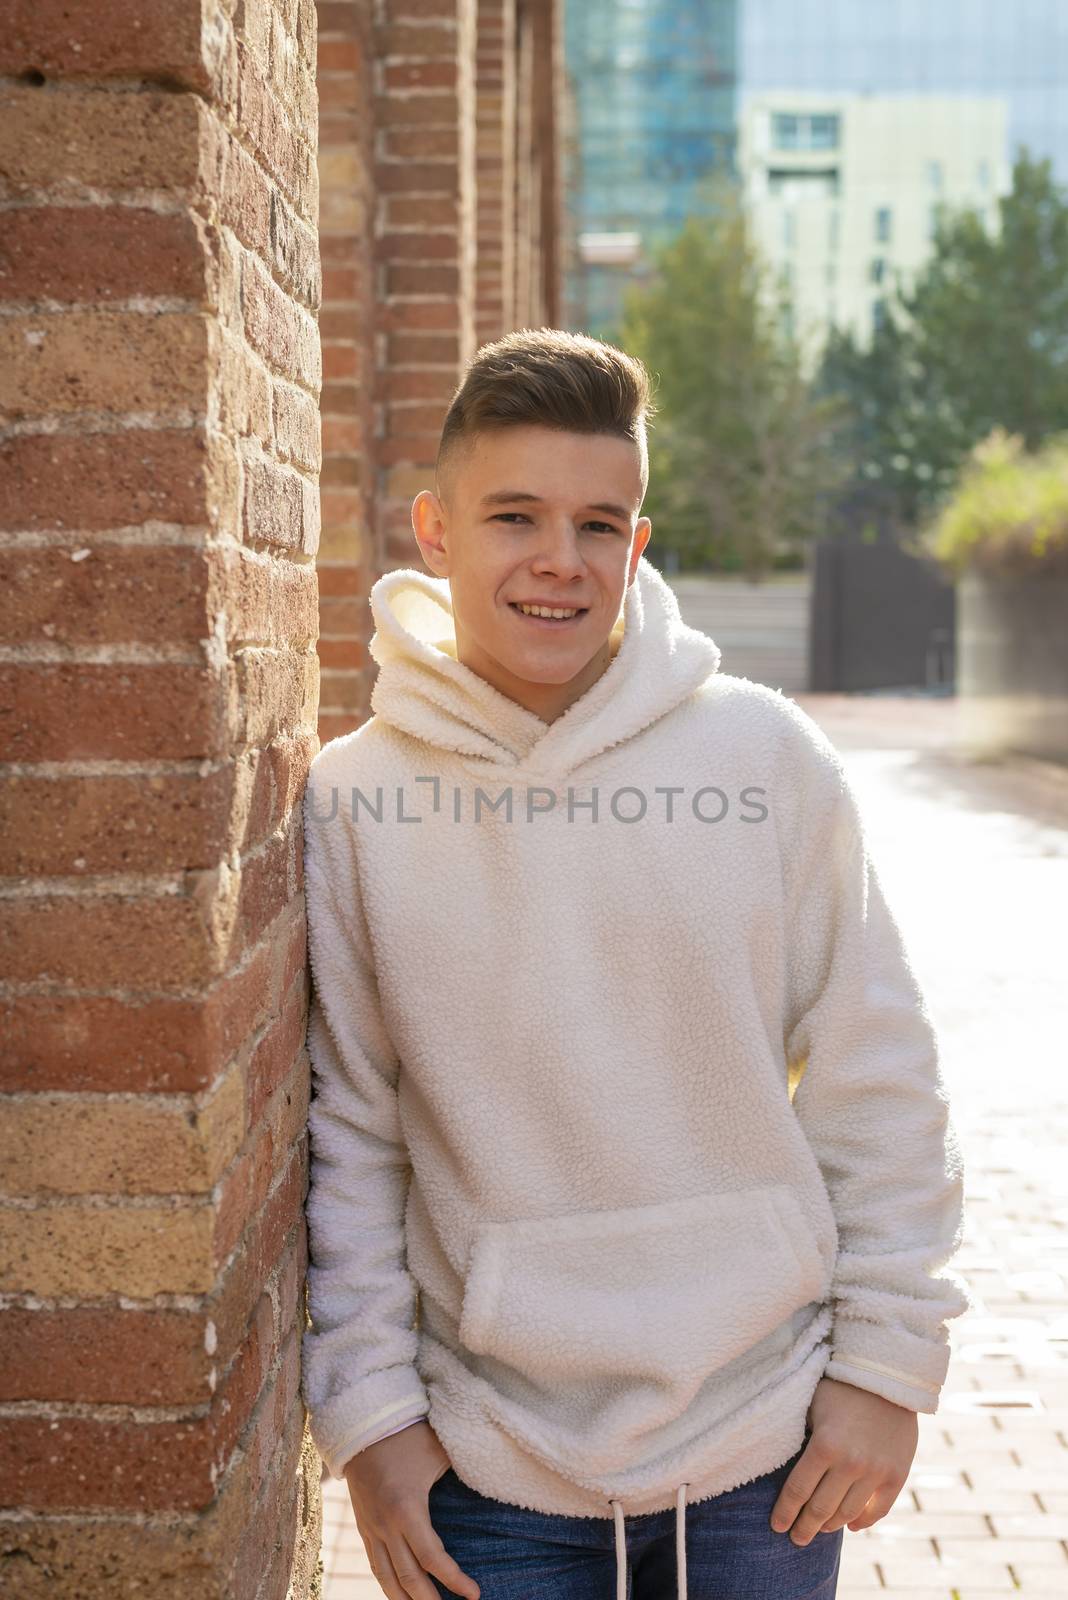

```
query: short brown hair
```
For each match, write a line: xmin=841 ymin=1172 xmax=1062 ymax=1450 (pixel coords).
xmin=435 ymin=327 xmax=657 ymax=507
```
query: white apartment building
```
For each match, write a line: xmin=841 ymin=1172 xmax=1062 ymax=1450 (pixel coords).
xmin=738 ymin=92 xmax=1012 ymax=373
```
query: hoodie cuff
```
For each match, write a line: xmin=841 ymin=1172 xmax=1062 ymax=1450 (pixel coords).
xmin=307 ymin=1367 xmax=431 ymax=1480
xmin=822 ymin=1318 xmax=952 ymax=1415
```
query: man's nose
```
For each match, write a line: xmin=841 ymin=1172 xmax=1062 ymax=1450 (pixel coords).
xmin=531 ymin=522 xmax=586 ymax=571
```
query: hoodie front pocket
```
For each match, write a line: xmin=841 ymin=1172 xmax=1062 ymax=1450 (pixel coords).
xmin=458 ymin=1184 xmax=828 ymax=1405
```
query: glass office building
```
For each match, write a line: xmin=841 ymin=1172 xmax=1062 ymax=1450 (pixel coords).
xmin=741 ymin=0 xmax=1068 ymax=185
xmin=737 ymin=0 xmax=1068 ymax=361
xmin=562 ymin=0 xmax=1067 ymax=341
xmin=562 ymin=0 xmax=740 ymax=336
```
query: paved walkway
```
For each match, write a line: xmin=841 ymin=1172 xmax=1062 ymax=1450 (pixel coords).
xmin=320 ymin=692 xmax=1068 ymax=1598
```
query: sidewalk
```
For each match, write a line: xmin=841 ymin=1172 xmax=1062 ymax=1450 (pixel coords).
xmin=790 ymin=693 xmax=1068 ymax=1597
xmin=321 ymin=693 xmax=1068 ymax=1599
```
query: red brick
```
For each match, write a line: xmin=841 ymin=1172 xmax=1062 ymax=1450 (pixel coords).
xmin=246 ymin=977 xmax=309 ymax=1126
xmin=385 ymin=61 xmax=457 ymax=90
xmin=272 ymin=380 xmax=322 ymax=472
xmin=381 ymin=367 xmax=458 ymax=402
xmin=384 ymin=193 xmax=459 ymax=228
xmin=321 ymin=266 xmax=361 ymax=300
xmin=0 ymin=543 xmax=211 ymax=646
xmin=0 ymin=767 xmax=232 ymax=877
xmin=316 ymin=637 xmax=366 ymax=671
xmin=373 ymin=22 xmax=456 ymax=57
xmin=236 ymin=54 xmax=318 ymax=223
xmin=317 ymin=71 xmax=361 ymax=112
xmin=318 ymin=596 xmax=365 ymax=634
xmin=322 ymin=416 xmax=363 ymax=453
xmin=317 ymin=39 xmax=362 ymax=72
xmin=243 ymin=456 xmax=317 ymax=551
xmin=0 ymin=207 xmax=210 ymax=305
xmin=388 ymin=330 xmax=461 ymax=364
xmin=318 ymin=105 xmax=362 ymax=141
xmin=320 ymin=486 xmax=363 ymax=525
xmin=0 ymin=311 xmax=210 ymax=420
xmin=0 ymin=1205 xmax=306 ymax=1512
xmin=321 ymin=343 xmax=359 ymax=380
xmin=315 ymin=564 xmax=368 ymax=598
xmin=320 ymin=456 xmax=361 ymax=487
xmin=377 ymin=91 xmax=460 ymax=128
xmin=0 ymin=912 xmax=308 ymax=1094
xmin=0 ymin=0 xmax=208 ymax=89
xmin=384 ymin=261 xmax=460 ymax=295
xmin=380 ymin=0 xmax=460 ymax=18
xmin=0 ymin=429 xmax=235 ymax=533
xmin=378 ymin=299 xmax=459 ymax=330
xmin=0 ymin=664 xmax=229 ymax=762
xmin=0 ymin=1300 xmax=211 ymax=1405
xmin=319 ymin=381 xmax=359 ymax=415
xmin=318 ymin=307 xmax=361 ymax=341
xmin=376 ymin=229 xmax=459 ymax=261
xmin=382 ymin=125 xmax=460 ymax=161
xmin=317 ymin=2 xmax=363 ymax=36
xmin=376 ymin=159 xmax=461 ymax=194
xmin=242 ymin=254 xmax=321 ymax=388
xmin=0 ymin=87 xmax=203 ymax=196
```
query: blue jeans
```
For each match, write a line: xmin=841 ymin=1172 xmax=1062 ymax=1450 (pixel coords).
xmin=427 ymin=1439 xmax=843 ymax=1598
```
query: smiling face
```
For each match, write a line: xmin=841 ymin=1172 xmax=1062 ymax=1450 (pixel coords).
xmin=411 ymin=424 xmax=652 ymax=723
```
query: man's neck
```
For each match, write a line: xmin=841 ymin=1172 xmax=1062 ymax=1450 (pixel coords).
xmin=455 ymin=633 xmax=620 ymax=724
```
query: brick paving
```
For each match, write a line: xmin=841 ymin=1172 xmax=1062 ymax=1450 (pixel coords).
xmin=320 ymin=692 xmax=1068 ymax=1598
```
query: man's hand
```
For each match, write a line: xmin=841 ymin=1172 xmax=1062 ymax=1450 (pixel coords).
xmin=343 ymin=1420 xmax=481 ymax=1599
xmin=769 ymin=1376 xmax=919 ymax=1545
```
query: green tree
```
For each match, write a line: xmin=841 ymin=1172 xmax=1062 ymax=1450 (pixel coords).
xmin=615 ymin=183 xmax=849 ymax=577
xmin=816 ymin=148 xmax=1068 ymax=536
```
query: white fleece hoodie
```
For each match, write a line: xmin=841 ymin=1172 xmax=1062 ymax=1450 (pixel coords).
xmin=300 ymin=554 xmax=971 ymax=1597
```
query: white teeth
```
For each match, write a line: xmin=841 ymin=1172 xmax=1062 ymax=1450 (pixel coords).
xmin=517 ymin=603 xmax=580 ymax=619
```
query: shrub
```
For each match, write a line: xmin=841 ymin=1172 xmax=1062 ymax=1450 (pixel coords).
xmin=923 ymin=427 xmax=1068 ymax=577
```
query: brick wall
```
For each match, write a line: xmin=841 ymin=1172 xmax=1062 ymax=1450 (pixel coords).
xmin=0 ymin=3 xmax=323 ymax=1595
xmin=475 ymin=0 xmax=517 ymax=347
xmin=0 ymin=2 xmax=562 ymax=1589
xmin=314 ymin=0 xmax=562 ymax=737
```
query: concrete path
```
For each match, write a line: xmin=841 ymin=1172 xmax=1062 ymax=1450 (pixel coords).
xmin=320 ymin=692 xmax=1068 ymax=1599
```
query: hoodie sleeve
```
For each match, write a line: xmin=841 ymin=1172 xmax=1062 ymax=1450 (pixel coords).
xmin=300 ymin=761 xmax=431 ymax=1479
xmin=773 ymin=700 xmax=973 ymax=1415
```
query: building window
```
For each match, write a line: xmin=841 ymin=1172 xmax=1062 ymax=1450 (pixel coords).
xmin=927 ymin=160 xmax=944 ymax=192
xmin=809 ymin=114 xmax=840 ymax=149
xmin=768 ymin=168 xmax=839 ymax=201
xmin=874 ymin=206 xmax=892 ymax=244
xmin=928 ymin=202 xmax=945 ymax=241
xmin=872 ymin=298 xmax=888 ymax=335
xmin=772 ymin=111 xmax=840 ymax=152
xmin=870 ymin=257 xmax=886 ymax=284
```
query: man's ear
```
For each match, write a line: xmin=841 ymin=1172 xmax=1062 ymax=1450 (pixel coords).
xmin=412 ymin=489 xmax=449 ymax=576
xmin=630 ymin=517 xmax=652 ymax=575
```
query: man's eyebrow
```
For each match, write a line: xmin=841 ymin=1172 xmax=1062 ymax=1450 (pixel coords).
xmin=478 ymin=490 xmax=632 ymax=520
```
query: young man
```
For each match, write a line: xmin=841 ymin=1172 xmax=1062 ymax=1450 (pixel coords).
xmin=301 ymin=329 xmax=971 ymax=1600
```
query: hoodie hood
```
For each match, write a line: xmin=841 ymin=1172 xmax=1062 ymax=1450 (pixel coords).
xmin=366 ymin=553 xmax=721 ymax=782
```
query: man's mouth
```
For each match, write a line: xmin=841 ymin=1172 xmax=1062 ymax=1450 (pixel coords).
xmin=508 ymin=602 xmax=588 ymax=626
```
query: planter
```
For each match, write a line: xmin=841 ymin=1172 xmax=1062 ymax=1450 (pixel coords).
xmin=957 ymin=569 xmax=1068 ymax=764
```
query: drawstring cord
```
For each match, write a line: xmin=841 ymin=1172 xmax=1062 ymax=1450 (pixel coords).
xmin=609 ymin=1482 xmax=689 ymax=1600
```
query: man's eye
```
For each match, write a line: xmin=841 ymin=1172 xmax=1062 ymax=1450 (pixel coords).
xmin=493 ymin=514 xmax=618 ymax=532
